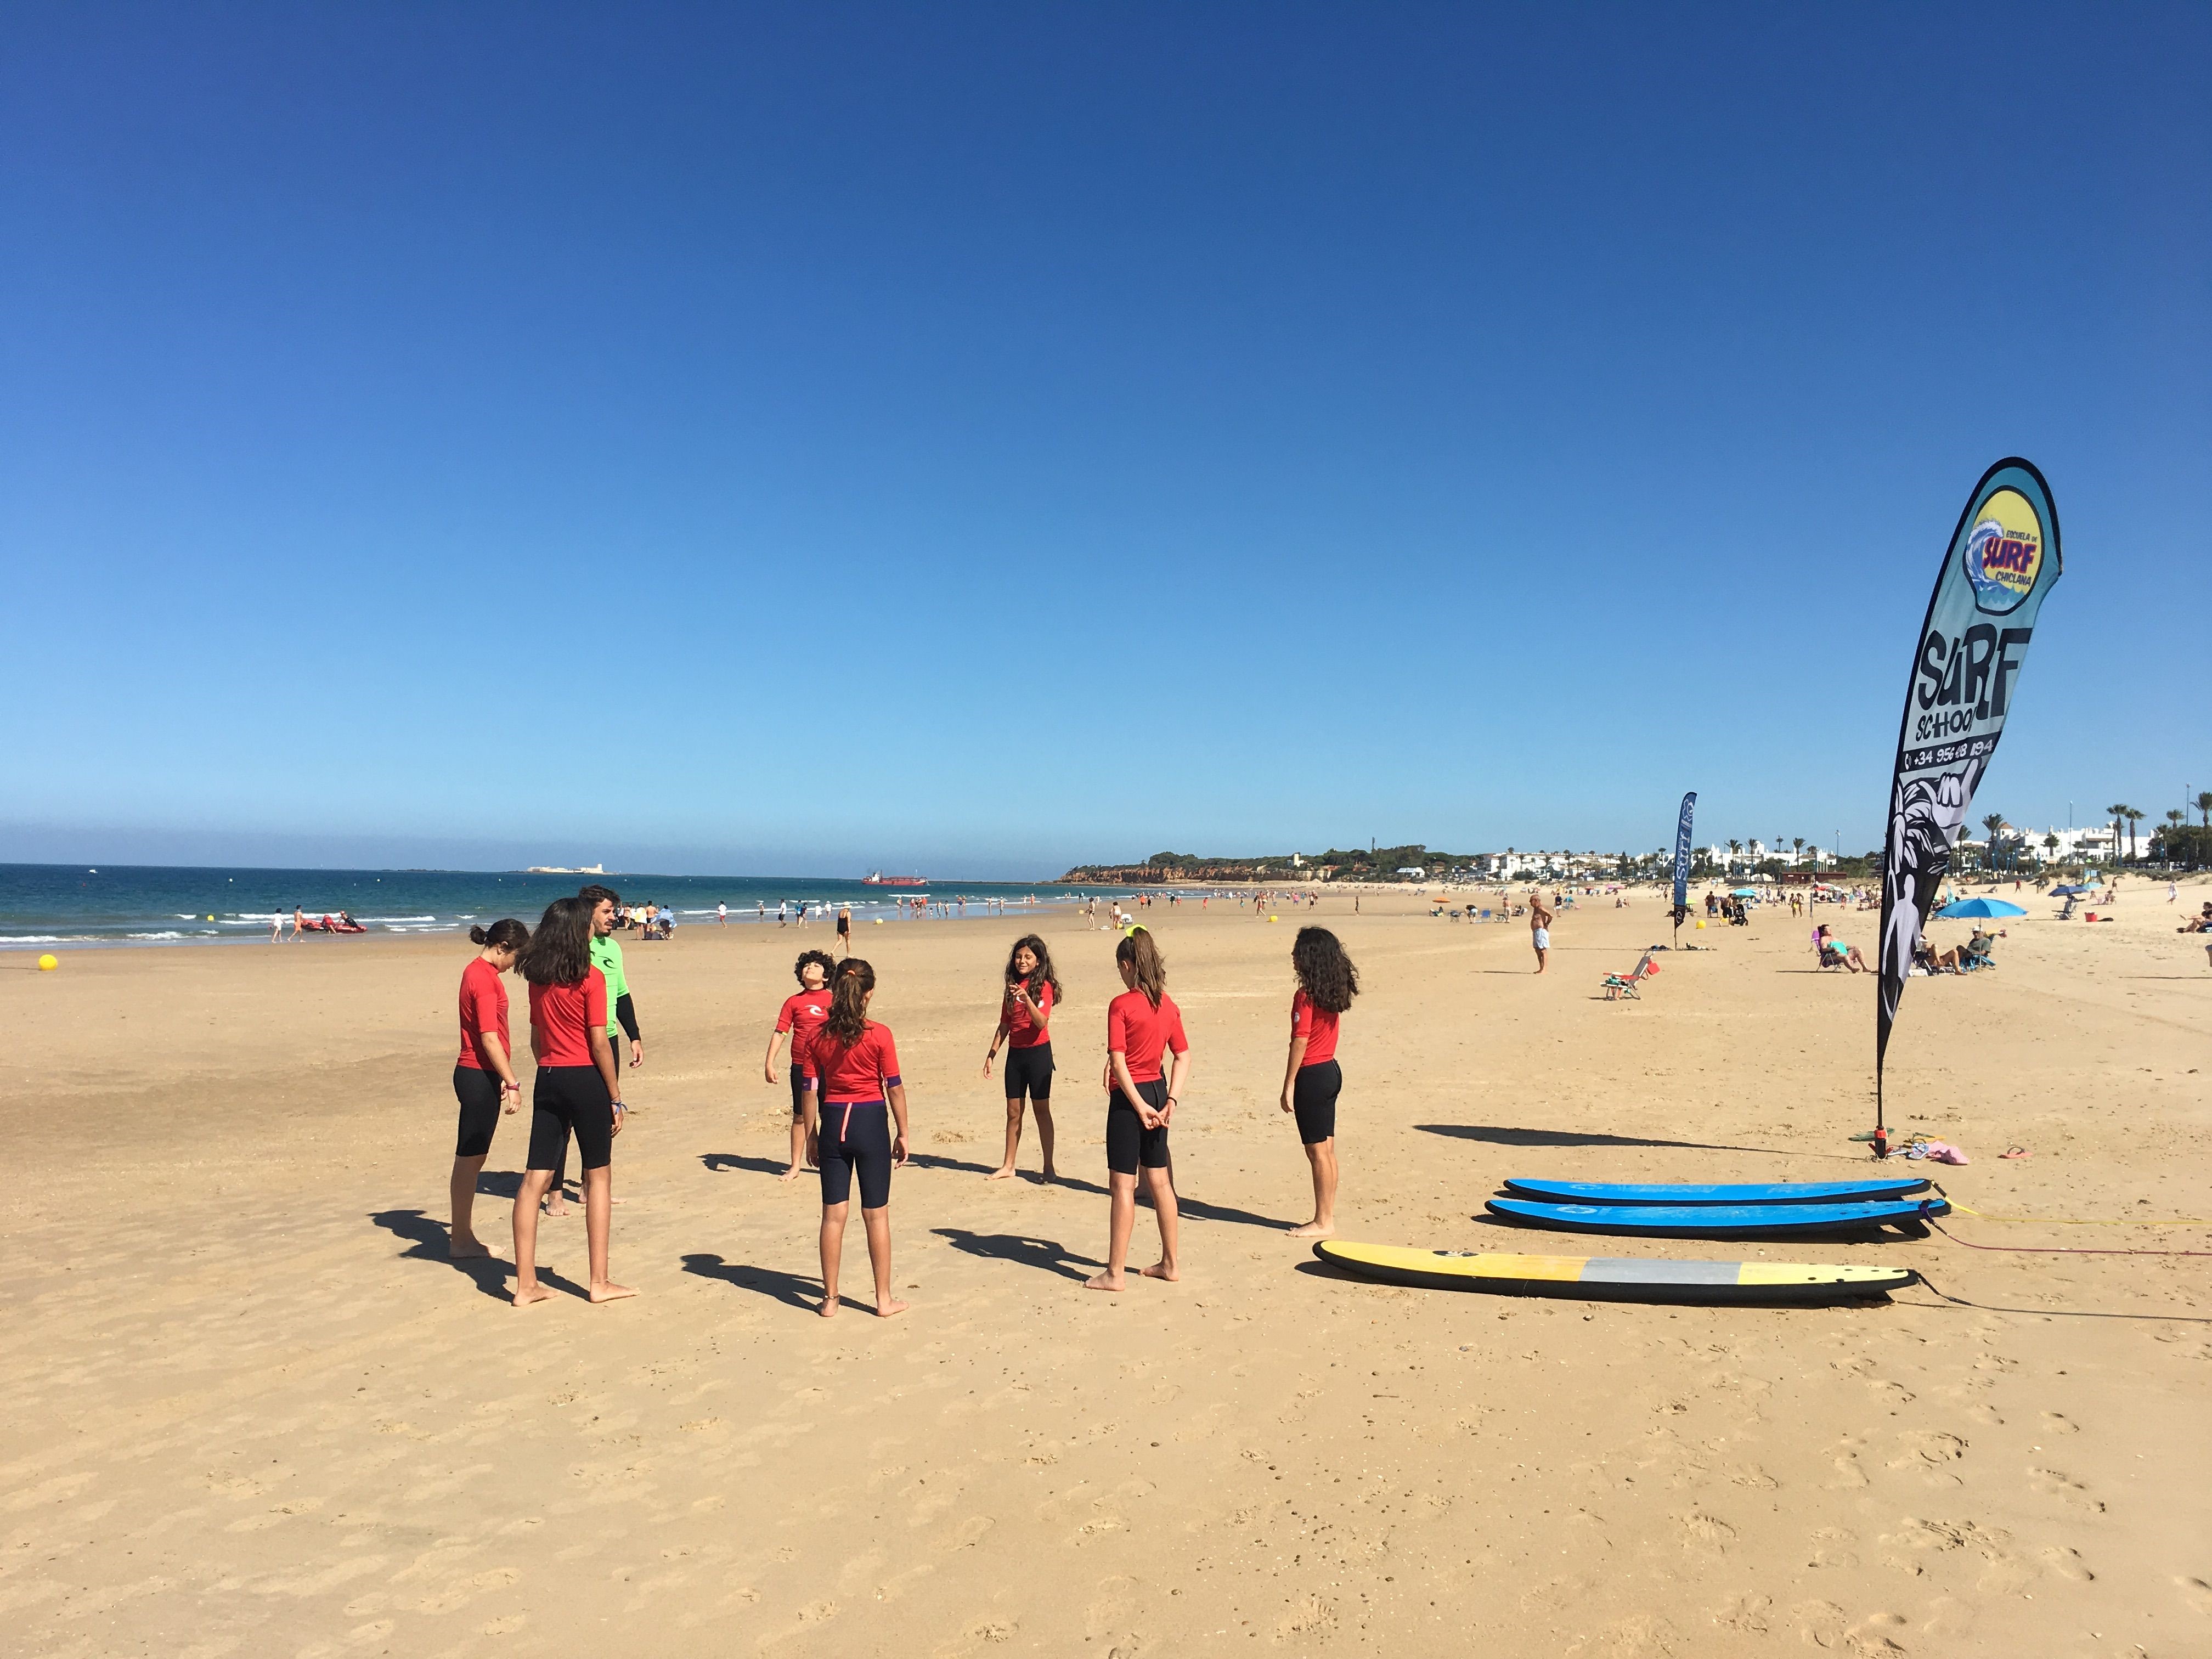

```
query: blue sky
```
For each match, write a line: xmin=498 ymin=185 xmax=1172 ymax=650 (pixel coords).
xmin=3 ymin=4 xmax=2206 ymax=878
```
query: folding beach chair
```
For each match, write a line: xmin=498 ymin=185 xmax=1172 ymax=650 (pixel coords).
xmin=1601 ymin=952 xmax=1657 ymax=1000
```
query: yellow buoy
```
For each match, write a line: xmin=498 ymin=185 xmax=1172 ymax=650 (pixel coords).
xmin=873 ymin=917 xmax=883 ymax=924
xmin=1695 ymin=920 xmax=1705 ymax=929
xmin=38 ymin=953 xmax=58 ymax=971
xmin=1269 ymin=915 xmax=1279 ymax=922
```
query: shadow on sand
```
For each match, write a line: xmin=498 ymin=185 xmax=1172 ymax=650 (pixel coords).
xmin=370 ymin=1206 xmax=523 ymax=1302
xmin=679 ymin=1252 xmax=820 ymax=1311
xmin=932 ymin=1228 xmax=1099 ymax=1282
xmin=1415 ymin=1123 xmax=1808 ymax=1158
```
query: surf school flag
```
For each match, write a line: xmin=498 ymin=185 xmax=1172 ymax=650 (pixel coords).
xmin=1875 ymin=459 xmax=2061 ymax=1122
xmin=1671 ymin=792 xmax=1696 ymax=913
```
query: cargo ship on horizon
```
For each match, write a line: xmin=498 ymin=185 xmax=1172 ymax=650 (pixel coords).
xmin=862 ymin=871 xmax=928 ymax=887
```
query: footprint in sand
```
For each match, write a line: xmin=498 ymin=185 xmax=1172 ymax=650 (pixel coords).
xmin=2028 ymin=1467 xmax=2104 ymax=1513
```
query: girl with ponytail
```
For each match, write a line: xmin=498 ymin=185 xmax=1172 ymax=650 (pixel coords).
xmin=1086 ymin=928 xmax=1188 ymax=1293
xmin=797 ymin=959 xmax=911 ymax=1318
xmin=448 ymin=918 xmax=528 ymax=1257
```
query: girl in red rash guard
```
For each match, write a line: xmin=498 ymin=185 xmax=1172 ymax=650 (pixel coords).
xmin=798 ymin=960 xmax=911 ymax=1318
xmin=981 ymin=934 xmax=1060 ymax=1182
xmin=510 ymin=897 xmax=632 ymax=1307
xmin=764 ymin=950 xmax=838 ymax=1182
xmin=449 ymin=918 xmax=528 ymax=1259
xmin=1279 ymin=926 xmax=1358 ymax=1239
xmin=1086 ymin=928 xmax=1188 ymax=1293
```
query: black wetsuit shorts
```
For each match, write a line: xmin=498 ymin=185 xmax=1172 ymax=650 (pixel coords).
xmin=1003 ymin=1042 xmax=1053 ymax=1103
xmin=529 ymin=1064 xmax=616 ymax=1173
xmin=1105 ymin=1079 xmax=1171 ymax=1175
xmin=819 ymin=1100 xmax=893 ymax=1209
xmin=1293 ymin=1058 xmax=1341 ymax=1145
xmin=453 ymin=1065 xmax=502 ymax=1159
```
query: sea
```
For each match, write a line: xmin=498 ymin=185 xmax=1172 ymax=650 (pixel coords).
xmin=0 ymin=864 xmax=1133 ymax=949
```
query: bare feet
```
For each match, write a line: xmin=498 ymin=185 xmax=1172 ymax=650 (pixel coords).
xmin=1084 ymin=1272 xmax=1125 ymax=1293
xmin=874 ymin=1297 xmax=910 ymax=1318
xmin=449 ymin=1235 xmax=492 ymax=1259
xmin=544 ymin=1196 xmax=570 ymax=1217
xmin=984 ymin=1165 xmax=1016 ymax=1182
xmin=779 ymin=1165 xmax=803 ymax=1183
xmin=1037 ymin=1166 xmax=1058 ymax=1183
xmin=512 ymin=1283 xmax=555 ymax=1308
xmin=818 ymin=1294 xmax=841 ymax=1318
xmin=1287 ymin=1221 xmax=1333 ymax=1239
xmin=1142 ymin=1260 xmax=1180 ymax=1281
xmin=588 ymin=1282 xmax=637 ymax=1304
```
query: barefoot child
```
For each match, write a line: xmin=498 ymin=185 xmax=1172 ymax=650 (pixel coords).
xmin=798 ymin=960 xmax=911 ymax=1318
xmin=1279 ymin=926 xmax=1357 ymax=1239
xmin=449 ymin=918 xmax=528 ymax=1257
xmin=510 ymin=898 xmax=633 ymax=1306
xmin=981 ymin=934 xmax=1059 ymax=1181
xmin=765 ymin=950 xmax=838 ymax=1181
xmin=1086 ymin=929 xmax=1188 ymax=1292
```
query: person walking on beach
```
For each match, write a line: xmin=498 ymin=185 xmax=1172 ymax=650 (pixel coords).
xmin=836 ymin=905 xmax=853 ymax=957
xmin=449 ymin=919 xmax=528 ymax=1257
xmin=1087 ymin=929 xmax=1187 ymax=1293
xmin=511 ymin=898 xmax=632 ymax=1306
xmin=1280 ymin=927 xmax=1357 ymax=1239
xmin=718 ymin=902 xmax=727 ymax=927
xmin=765 ymin=949 xmax=838 ymax=1182
xmin=798 ymin=960 xmax=910 ymax=1318
xmin=269 ymin=910 xmax=282 ymax=943
xmin=982 ymin=934 xmax=1059 ymax=1182
xmin=1530 ymin=892 xmax=1554 ymax=973
xmin=290 ymin=905 xmax=304 ymax=941
xmin=543 ymin=886 xmax=642 ymax=1217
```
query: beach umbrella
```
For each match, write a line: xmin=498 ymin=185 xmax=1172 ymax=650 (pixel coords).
xmin=1933 ymin=898 xmax=2027 ymax=919
xmin=1730 ymin=887 xmax=1757 ymax=897
xmin=2049 ymin=883 xmax=2090 ymax=895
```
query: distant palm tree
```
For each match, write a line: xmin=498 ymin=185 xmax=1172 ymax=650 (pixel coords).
xmin=1793 ymin=837 xmax=1805 ymax=862
xmin=1981 ymin=811 xmax=2006 ymax=871
xmin=2042 ymin=832 xmax=2060 ymax=863
xmin=2128 ymin=807 xmax=2148 ymax=860
xmin=2107 ymin=804 xmax=2129 ymax=863
xmin=2168 ymin=809 xmax=2187 ymax=828
xmin=2197 ymin=789 xmax=2212 ymax=827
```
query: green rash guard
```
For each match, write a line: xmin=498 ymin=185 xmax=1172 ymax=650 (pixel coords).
xmin=589 ymin=933 xmax=629 ymax=1035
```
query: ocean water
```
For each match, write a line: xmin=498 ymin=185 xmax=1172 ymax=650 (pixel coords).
xmin=0 ymin=865 xmax=1130 ymax=948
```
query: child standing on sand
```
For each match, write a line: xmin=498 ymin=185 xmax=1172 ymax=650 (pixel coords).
xmin=765 ymin=950 xmax=838 ymax=1181
xmin=1279 ymin=927 xmax=1357 ymax=1239
xmin=982 ymin=934 xmax=1059 ymax=1182
xmin=799 ymin=960 xmax=911 ymax=1318
xmin=448 ymin=918 xmax=528 ymax=1257
xmin=1087 ymin=929 xmax=1188 ymax=1293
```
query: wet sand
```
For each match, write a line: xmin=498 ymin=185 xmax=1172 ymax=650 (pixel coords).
xmin=4 ymin=882 xmax=2209 ymax=1656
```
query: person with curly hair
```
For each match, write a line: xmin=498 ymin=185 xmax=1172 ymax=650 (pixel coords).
xmin=1279 ymin=926 xmax=1358 ymax=1239
xmin=766 ymin=949 xmax=840 ymax=1181
xmin=981 ymin=934 xmax=1060 ymax=1182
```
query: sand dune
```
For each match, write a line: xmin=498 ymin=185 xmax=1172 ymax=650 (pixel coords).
xmin=4 ymin=884 xmax=2208 ymax=1655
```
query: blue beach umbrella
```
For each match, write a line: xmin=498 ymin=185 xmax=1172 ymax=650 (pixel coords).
xmin=2049 ymin=883 xmax=2090 ymax=895
xmin=1933 ymin=898 xmax=2027 ymax=919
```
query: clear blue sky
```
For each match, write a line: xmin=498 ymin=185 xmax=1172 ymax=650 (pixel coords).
xmin=4 ymin=4 xmax=2205 ymax=878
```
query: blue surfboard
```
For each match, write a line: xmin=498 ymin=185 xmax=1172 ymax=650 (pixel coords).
xmin=1501 ymin=1176 xmax=1931 ymax=1207
xmin=1484 ymin=1195 xmax=1945 ymax=1239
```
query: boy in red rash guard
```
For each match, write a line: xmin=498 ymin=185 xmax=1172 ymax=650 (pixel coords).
xmin=1278 ymin=927 xmax=1358 ymax=1239
xmin=764 ymin=950 xmax=837 ymax=1181
xmin=1086 ymin=928 xmax=1189 ymax=1293
xmin=797 ymin=960 xmax=912 ymax=1318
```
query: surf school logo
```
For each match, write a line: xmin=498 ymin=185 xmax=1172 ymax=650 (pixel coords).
xmin=1961 ymin=489 xmax=2043 ymax=615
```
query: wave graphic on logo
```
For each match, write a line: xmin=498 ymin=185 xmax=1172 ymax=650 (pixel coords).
xmin=1963 ymin=516 xmax=2039 ymax=614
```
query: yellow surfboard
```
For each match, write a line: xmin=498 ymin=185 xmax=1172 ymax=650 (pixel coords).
xmin=1313 ymin=1240 xmax=1915 ymax=1306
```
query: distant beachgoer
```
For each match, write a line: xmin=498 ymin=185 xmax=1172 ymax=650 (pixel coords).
xmin=1530 ymin=894 xmax=1554 ymax=973
xmin=290 ymin=906 xmax=304 ymax=941
xmin=718 ymin=902 xmax=727 ymax=927
xmin=1087 ymin=929 xmax=1186 ymax=1293
xmin=269 ymin=911 xmax=282 ymax=943
xmin=778 ymin=900 xmax=788 ymax=928
xmin=766 ymin=950 xmax=837 ymax=1181
xmin=1281 ymin=927 xmax=1356 ymax=1240
xmin=983 ymin=934 xmax=1059 ymax=1182
xmin=836 ymin=906 xmax=853 ymax=957
xmin=798 ymin=959 xmax=910 ymax=1318
xmin=449 ymin=918 xmax=528 ymax=1257
xmin=511 ymin=897 xmax=631 ymax=1306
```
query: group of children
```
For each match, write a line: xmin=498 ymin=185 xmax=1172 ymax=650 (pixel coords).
xmin=449 ymin=888 xmax=1359 ymax=1317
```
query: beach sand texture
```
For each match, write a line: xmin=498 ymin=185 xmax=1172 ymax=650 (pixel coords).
xmin=5 ymin=886 xmax=2209 ymax=1656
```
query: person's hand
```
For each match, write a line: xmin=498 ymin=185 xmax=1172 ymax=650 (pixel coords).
xmin=765 ymin=1063 xmax=779 ymax=1085
xmin=630 ymin=1039 xmax=644 ymax=1068
xmin=893 ymin=1133 xmax=910 ymax=1168
xmin=804 ymin=1132 xmax=820 ymax=1169
xmin=501 ymin=1080 xmax=521 ymax=1115
xmin=1279 ymin=1090 xmax=1293 ymax=1114
xmin=980 ymin=1054 xmax=995 ymax=1080
xmin=1159 ymin=1096 xmax=1176 ymax=1125
xmin=611 ymin=1104 xmax=627 ymax=1136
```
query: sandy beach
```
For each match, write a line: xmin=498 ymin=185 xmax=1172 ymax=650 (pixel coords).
xmin=5 ymin=884 xmax=2209 ymax=1657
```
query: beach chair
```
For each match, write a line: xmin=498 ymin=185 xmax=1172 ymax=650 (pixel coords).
xmin=1959 ymin=940 xmax=1995 ymax=972
xmin=2053 ymin=895 xmax=2077 ymax=921
xmin=1601 ymin=952 xmax=1657 ymax=1000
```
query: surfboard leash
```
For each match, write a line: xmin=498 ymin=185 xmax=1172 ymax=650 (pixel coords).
xmin=1932 ymin=1185 xmax=2212 ymax=1228
xmin=1927 ymin=1218 xmax=2212 ymax=1259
